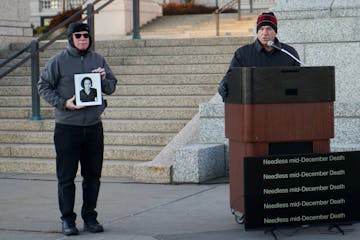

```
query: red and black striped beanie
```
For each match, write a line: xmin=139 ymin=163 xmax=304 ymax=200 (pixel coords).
xmin=256 ymin=12 xmax=278 ymax=33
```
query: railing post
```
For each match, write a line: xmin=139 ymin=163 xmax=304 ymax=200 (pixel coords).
xmin=249 ymin=0 xmax=253 ymax=13
xmin=86 ymin=3 xmax=95 ymax=51
xmin=215 ymin=11 xmax=220 ymax=36
xmin=238 ymin=0 xmax=241 ymax=20
xmin=132 ymin=0 xmax=141 ymax=40
xmin=30 ymin=40 xmax=41 ymax=120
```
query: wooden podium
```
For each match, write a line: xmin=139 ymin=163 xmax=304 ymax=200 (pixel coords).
xmin=224 ymin=66 xmax=335 ymax=214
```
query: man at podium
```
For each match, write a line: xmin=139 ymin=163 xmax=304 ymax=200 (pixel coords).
xmin=218 ymin=12 xmax=301 ymax=100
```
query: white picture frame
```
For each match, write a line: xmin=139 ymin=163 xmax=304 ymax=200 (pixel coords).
xmin=74 ymin=73 xmax=102 ymax=106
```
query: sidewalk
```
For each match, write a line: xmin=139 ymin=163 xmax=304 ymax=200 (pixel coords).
xmin=0 ymin=173 xmax=359 ymax=240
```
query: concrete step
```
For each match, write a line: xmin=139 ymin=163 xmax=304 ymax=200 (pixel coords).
xmin=0 ymin=76 xmax=32 ymax=86
xmin=35 ymin=45 xmax=238 ymax=59
xmin=0 ymin=130 xmax=53 ymax=144
xmin=5 ymin=63 xmax=228 ymax=76
xmin=139 ymin=13 xmax=256 ymax=32
xmin=112 ymin=64 xmax=228 ymax=75
xmin=140 ymin=30 xmax=253 ymax=38
xmin=106 ymin=95 xmax=212 ymax=107
xmin=118 ymin=73 xmax=223 ymax=85
xmin=13 ymin=36 xmax=250 ymax=50
xmin=3 ymin=38 xmax=246 ymax=60
xmin=2 ymin=47 xmax=236 ymax=70
xmin=102 ymin=45 xmax=238 ymax=57
xmin=0 ymin=95 xmax=212 ymax=108
xmin=0 ymin=143 xmax=162 ymax=161
xmin=0 ymin=107 xmax=198 ymax=120
xmin=0 ymin=107 xmax=53 ymax=119
xmin=0 ymin=131 xmax=173 ymax=146
xmin=0 ymin=119 xmax=188 ymax=133
xmin=139 ymin=24 xmax=254 ymax=36
xmin=145 ymin=20 xmax=254 ymax=31
xmin=105 ymin=132 xmax=174 ymax=146
xmin=2 ymin=53 xmax=232 ymax=67
xmin=140 ymin=14 xmax=215 ymax=31
xmin=0 ymin=84 xmax=217 ymax=96
xmin=0 ymin=157 xmax=141 ymax=177
xmin=0 ymin=96 xmax=49 ymax=107
xmin=103 ymin=119 xmax=188 ymax=133
xmin=0 ymin=73 xmax=224 ymax=86
xmin=122 ymin=54 xmax=232 ymax=65
xmin=103 ymin=107 xmax=198 ymax=120
xmin=0 ymin=86 xmax=35 ymax=96
xmin=114 ymin=85 xmax=217 ymax=96
xmin=139 ymin=13 xmax=258 ymax=38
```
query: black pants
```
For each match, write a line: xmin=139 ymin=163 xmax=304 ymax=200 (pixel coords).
xmin=54 ymin=122 xmax=104 ymax=223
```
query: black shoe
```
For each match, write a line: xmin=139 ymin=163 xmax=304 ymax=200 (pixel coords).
xmin=84 ymin=221 xmax=104 ymax=233
xmin=62 ymin=221 xmax=79 ymax=236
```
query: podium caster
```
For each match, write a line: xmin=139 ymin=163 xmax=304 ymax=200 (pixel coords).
xmin=235 ymin=214 xmax=245 ymax=224
xmin=231 ymin=209 xmax=244 ymax=224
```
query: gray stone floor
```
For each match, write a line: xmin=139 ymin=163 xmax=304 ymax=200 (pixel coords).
xmin=1 ymin=173 xmax=359 ymax=240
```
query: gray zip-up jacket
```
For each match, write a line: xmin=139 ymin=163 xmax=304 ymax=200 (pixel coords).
xmin=38 ymin=45 xmax=117 ymax=126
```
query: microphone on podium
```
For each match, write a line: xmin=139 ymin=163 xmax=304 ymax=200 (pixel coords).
xmin=267 ymin=41 xmax=304 ymax=66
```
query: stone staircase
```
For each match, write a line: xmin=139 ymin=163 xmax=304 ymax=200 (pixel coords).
xmin=0 ymin=36 xmax=253 ymax=181
xmin=140 ymin=13 xmax=258 ymax=38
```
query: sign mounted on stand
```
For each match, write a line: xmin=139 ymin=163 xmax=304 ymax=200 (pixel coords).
xmin=244 ymin=151 xmax=360 ymax=230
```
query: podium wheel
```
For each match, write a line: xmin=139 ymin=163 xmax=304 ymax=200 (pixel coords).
xmin=235 ymin=214 xmax=244 ymax=224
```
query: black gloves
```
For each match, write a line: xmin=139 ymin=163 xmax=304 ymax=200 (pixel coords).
xmin=218 ymin=80 xmax=228 ymax=100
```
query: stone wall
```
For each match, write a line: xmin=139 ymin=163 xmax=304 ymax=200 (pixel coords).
xmin=93 ymin=0 xmax=162 ymax=39
xmin=173 ymin=94 xmax=228 ymax=183
xmin=271 ymin=0 xmax=360 ymax=151
xmin=0 ymin=0 xmax=33 ymax=49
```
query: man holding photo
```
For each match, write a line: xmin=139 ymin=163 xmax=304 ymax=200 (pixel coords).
xmin=38 ymin=22 xmax=117 ymax=236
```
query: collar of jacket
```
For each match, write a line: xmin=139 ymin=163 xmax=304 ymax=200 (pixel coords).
xmin=67 ymin=45 xmax=90 ymax=57
xmin=255 ymin=37 xmax=282 ymax=52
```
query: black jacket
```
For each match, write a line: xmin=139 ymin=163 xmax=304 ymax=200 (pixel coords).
xmin=220 ymin=38 xmax=300 ymax=86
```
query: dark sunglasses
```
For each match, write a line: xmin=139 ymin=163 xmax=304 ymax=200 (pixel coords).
xmin=73 ymin=33 xmax=89 ymax=39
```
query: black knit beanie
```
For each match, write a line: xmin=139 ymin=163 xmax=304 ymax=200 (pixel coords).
xmin=67 ymin=22 xmax=92 ymax=52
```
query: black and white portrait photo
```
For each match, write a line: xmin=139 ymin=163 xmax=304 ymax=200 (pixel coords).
xmin=80 ymin=77 xmax=97 ymax=102
xmin=74 ymin=73 xmax=102 ymax=106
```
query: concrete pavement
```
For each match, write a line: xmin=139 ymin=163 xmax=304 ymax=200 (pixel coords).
xmin=1 ymin=173 xmax=360 ymax=240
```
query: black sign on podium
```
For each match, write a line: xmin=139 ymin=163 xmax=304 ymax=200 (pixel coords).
xmin=244 ymin=151 xmax=360 ymax=230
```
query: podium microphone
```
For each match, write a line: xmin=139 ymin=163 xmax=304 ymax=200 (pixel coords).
xmin=267 ymin=41 xmax=304 ymax=66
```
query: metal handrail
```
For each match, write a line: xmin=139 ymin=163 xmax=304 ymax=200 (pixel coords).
xmin=213 ymin=0 xmax=276 ymax=36
xmin=0 ymin=7 xmax=84 ymax=75
xmin=215 ymin=0 xmax=239 ymax=15
xmin=0 ymin=0 xmax=114 ymax=120
xmin=213 ymin=0 xmax=239 ymax=36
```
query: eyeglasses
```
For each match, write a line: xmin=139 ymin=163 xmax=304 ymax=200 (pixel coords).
xmin=73 ymin=33 xmax=89 ymax=39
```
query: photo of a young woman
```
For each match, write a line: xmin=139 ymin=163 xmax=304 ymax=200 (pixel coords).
xmin=79 ymin=77 xmax=97 ymax=102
